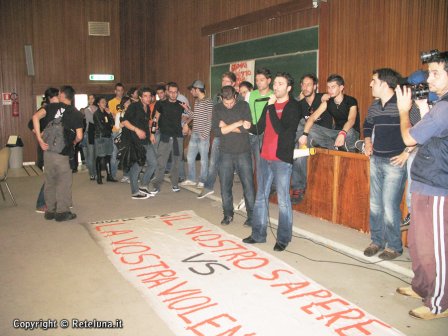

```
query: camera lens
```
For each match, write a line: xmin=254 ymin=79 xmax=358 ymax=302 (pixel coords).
xmin=411 ymin=85 xmax=430 ymax=100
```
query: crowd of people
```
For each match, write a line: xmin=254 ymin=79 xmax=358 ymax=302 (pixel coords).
xmin=31 ymin=51 xmax=448 ymax=320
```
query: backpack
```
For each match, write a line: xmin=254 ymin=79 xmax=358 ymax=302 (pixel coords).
xmin=42 ymin=117 xmax=66 ymax=154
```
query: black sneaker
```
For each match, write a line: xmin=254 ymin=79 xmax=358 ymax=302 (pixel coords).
xmin=44 ymin=211 xmax=55 ymax=220
xmin=354 ymin=140 xmax=365 ymax=154
xmin=221 ymin=216 xmax=233 ymax=225
xmin=150 ymin=188 xmax=160 ymax=195
xmin=273 ymin=242 xmax=287 ymax=251
xmin=309 ymin=138 xmax=321 ymax=148
xmin=132 ymin=192 xmax=150 ymax=200
xmin=55 ymin=212 xmax=77 ymax=222
xmin=139 ymin=187 xmax=151 ymax=195
xmin=172 ymin=186 xmax=180 ymax=192
xmin=197 ymin=188 xmax=214 ymax=199
xmin=334 ymin=143 xmax=349 ymax=152
xmin=401 ymin=213 xmax=411 ymax=231
xmin=291 ymin=189 xmax=305 ymax=205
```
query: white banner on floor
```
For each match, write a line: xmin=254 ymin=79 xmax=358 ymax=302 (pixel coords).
xmin=84 ymin=211 xmax=405 ymax=336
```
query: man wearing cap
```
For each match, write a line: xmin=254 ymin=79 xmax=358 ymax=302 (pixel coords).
xmin=181 ymin=80 xmax=214 ymax=187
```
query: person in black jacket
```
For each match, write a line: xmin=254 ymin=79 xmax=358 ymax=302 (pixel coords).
xmin=93 ymin=97 xmax=116 ymax=184
xmin=243 ymin=72 xmax=300 ymax=252
xmin=211 ymin=85 xmax=254 ymax=226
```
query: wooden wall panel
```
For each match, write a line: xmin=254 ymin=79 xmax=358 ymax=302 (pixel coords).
xmin=0 ymin=0 xmax=35 ymax=161
xmin=31 ymin=0 xmax=121 ymax=93
xmin=119 ymin=0 xmax=155 ymax=85
xmin=215 ymin=7 xmax=318 ymax=46
xmin=322 ymin=0 xmax=448 ymax=137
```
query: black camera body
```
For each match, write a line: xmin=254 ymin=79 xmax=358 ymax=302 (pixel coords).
xmin=116 ymin=103 xmax=125 ymax=112
xmin=400 ymin=70 xmax=431 ymax=100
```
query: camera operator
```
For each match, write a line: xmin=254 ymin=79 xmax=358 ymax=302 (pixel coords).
xmin=396 ymin=51 xmax=448 ymax=320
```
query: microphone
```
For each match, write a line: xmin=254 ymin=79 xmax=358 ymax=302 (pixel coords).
xmin=254 ymin=97 xmax=270 ymax=102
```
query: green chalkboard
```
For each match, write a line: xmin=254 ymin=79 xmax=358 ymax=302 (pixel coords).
xmin=210 ymin=27 xmax=318 ymax=98
xmin=211 ymin=51 xmax=317 ymax=98
xmin=214 ymin=27 xmax=318 ymax=64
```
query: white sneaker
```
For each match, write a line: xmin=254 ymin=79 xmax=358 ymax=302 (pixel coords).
xmin=237 ymin=198 xmax=246 ymax=210
xmin=180 ymin=179 xmax=196 ymax=186
xmin=197 ymin=182 xmax=204 ymax=188
xmin=132 ymin=192 xmax=150 ymax=200
xmin=120 ymin=176 xmax=130 ymax=183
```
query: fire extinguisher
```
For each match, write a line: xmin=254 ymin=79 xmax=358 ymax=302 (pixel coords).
xmin=11 ymin=91 xmax=19 ymax=117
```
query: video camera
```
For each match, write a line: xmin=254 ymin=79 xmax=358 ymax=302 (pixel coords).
xmin=400 ymin=49 xmax=447 ymax=102
xmin=400 ymin=70 xmax=433 ymax=101
xmin=420 ymin=49 xmax=448 ymax=64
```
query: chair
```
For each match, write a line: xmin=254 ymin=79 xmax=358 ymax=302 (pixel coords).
xmin=0 ymin=147 xmax=17 ymax=206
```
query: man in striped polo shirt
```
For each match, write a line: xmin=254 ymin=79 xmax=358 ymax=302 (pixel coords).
xmin=181 ymin=80 xmax=214 ymax=188
xmin=362 ymin=68 xmax=409 ymax=260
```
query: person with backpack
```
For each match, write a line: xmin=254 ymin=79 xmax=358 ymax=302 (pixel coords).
xmin=93 ymin=97 xmax=116 ymax=184
xmin=32 ymin=86 xmax=83 ymax=222
xmin=29 ymin=87 xmax=60 ymax=213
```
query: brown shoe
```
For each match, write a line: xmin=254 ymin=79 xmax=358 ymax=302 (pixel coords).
xmin=363 ymin=243 xmax=380 ymax=257
xmin=396 ymin=287 xmax=422 ymax=299
xmin=378 ymin=248 xmax=401 ymax=260
xmin=409 ymin=306 xmax=448 ymax=320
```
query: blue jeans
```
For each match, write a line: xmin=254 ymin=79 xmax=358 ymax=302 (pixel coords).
xmin=84 ymin=141 xmax=96 ymax=177
xmin=111 ymin=132 xmax=120 ymax=178
xmin=369 ymin=155 xmax=407 ymax=253
xmin=249 ymin=134 xmax=263 ymax=172
xmin=250 ymin=158 xmax=293 ymax=246
xmin=36 ymin=183 xmax=45 ymax=208
xmin=291 ymin=157 xmax=307 ymax=190
xmin=309 ymin=124 xmax=359 ymax=151
xmin=187 ymin=132 xmax=210 ymax=183
xmin=153 ymin=137 xmax=183 ymax=189
xmin=129 ymin=144 xmax=157 ymax=195
xmin=291 ymin=120 xmax=307 ymax=190
xmin=219 ymin=152 xmax=254 ymax=221
xmin=204 ymin=137 xmax=220 ymax=190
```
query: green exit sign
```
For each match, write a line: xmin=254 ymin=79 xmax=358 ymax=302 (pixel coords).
xmin=89 ymin=74 xmax=114 ymax=81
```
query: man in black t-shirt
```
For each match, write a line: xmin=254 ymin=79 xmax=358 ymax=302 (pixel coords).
xmin=121 ymin=87 xmax=158 ymax=200
xmin=299 ymin=74 xmax=360 ymax=152
xmin=32 ymin=86 xmax=83 ymax=221
xmin=150 ymin=82 xmax=186 ymax=194
xmin=212 ymin=85 xmax=255 ymax=226
xmin=291 ymin=74 xmax=333 ymax=204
